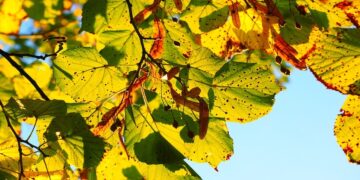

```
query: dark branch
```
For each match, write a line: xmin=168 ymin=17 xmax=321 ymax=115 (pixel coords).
xmin=0 ymin=49 xmax=49 ymax=100
xmin=8 ymin=37 xmax=66 ymax=60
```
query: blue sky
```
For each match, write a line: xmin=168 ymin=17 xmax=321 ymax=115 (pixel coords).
xmin=188 ymin=69 xmax=360 ymax=180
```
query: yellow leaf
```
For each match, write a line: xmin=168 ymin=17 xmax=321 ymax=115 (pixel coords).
xmin=200 ymin=8 xmax=277 ymax=59
xmin=334 ymin=95 xmax=360 ymax=164
xmin=301 ymin=0 xmax=360 ymax=28
xmin=305 ymin=29 xmax=360 ymax=95
xmin=0 ymin=0 xmax=27 ymax=34
xmin=13 ymin=62 xmax=52 ymax=98
xmin=0 ymin=57 xmax=20 ymax=78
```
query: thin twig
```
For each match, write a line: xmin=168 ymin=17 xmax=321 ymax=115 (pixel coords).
xmin=0 ymin=49 xmax=49 ymax=100
xmin=9 ymin=37 xmax=66 ymax=60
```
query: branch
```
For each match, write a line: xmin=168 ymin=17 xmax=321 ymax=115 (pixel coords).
xmin=125 ymin=0 xmax=168 ymax=85
xmin=0 ymin=49 xmax=49 ymax=100
xmin=8 ymin=37 xmax=66 ymax=60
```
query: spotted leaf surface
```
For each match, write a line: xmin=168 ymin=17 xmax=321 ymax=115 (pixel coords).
xmin=334 ymin=95 xmax=360 ymax=164
xmin=212 ymin=61 xmax=282 ymax=122
xmin=306 ymin=29 xmax=360 ymax=95
xmin=156 ymin=117 xmax=233 ymax=168
xmin=53 ymin=47 xmax=127 ymax=102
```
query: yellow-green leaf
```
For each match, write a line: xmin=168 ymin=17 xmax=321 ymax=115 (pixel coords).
xmin=212 ymin=61 xmax=282 ymax=122
xmin=53 ymin=47 xmax=127 ymax=102
xmin=306 ymin=28 xmax=360 ymax=95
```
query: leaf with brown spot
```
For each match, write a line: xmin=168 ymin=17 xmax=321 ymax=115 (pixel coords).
xmin=306 ymin=28 xmax=360 ymax=95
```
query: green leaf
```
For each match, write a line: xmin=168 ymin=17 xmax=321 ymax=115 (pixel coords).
xmin=0 ymin=74 xmax=15 ymax=102
xmin=81 ymin=0 xmax=148 ymax=33
xmin=306 ymin=28 xmax=360 ymax=95
xmin=96 ymin=146 xmax=199 ymax=180
xmin=53 ymin=47 xmax=127 ymax=102
xmin=334 ymin=95 xmax=360 ymax=164
xmin=44 ymin=113 xmax=106 ymax=168
xmin=212 ymin=61 xmax=281 ymax=122
xmin=0 ymin=171 xmax=16 ymax=180
xmin=5 ymin=98 xmax=67 ymax=120
xmin=199 ymin=6 xmax=229 ymax=32
xmin=134 ymin=132 xmax=185 ymax=164
xmin=181 ymin=0 xmax=228 ymax=34
xmin=24 ymin=0 xmax=64 ymax=20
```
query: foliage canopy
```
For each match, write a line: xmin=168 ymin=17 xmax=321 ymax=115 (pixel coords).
xmin=0 ymin=0 xmax=359 ymax=179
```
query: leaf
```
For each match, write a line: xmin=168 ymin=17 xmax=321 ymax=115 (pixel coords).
xmin=0 ymin=57 xmax=20 ymax=78
xmin=44 ymin=113 xmax=106 ymax=168
xmin=24 ymin=0 xmax=64 ymax=20
xmin=156 ymin=117 xmax=233 ymax=168
xmin=164 ymin=0 xmax=191 ymax=14
xmin=181 ymin=0 xmax=228 ymax=34
xmin=211 ymin=61 xmax=281 ymax=122
xmin=334 ymin=95 xmax=360 ymax=164
xmin=0 ymin=139 xmax=37 ymax=177
xmin=96 ymin=146 xmax=199 ymax=180
xmin=0 ymin=0 xmax=27 ymax=34
xmin=301 ymin=0 xmax=360 ymax=28
xmin=13 ymin=62 xmax=52 ymax=99
xmin=0 ymin=112 xmax=14 ymax=142
xmin=306 ymin=28 xmax=360 ymax=95
xmin=5 ymin=98 xmax=67 ymax=120
xmin=81 ymin=0 xmax=149 ymax=33
xmin=53 ymin=47 xmax=127 ymax=102
xmin=98 ymin=30 xmax=141 ymax=71
xmin=0 ymin=74 xmax=15 ymax=102
xmin=198 ymin=8 xmax=275 ymax=59
xmin=134 ymin=132 xmax=185 ymax=164
xmin=199 ymin=6 xmax=229 ymax=32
